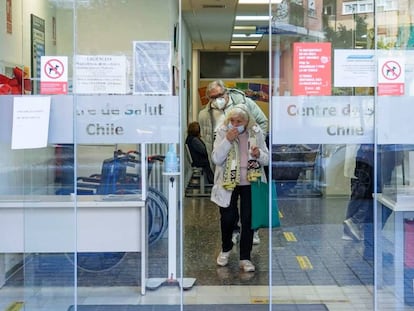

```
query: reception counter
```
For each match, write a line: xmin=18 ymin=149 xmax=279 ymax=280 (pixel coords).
xmin=0 ymin=194 xmax=148 ymax=294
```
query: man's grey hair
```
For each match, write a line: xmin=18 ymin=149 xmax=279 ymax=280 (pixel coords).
xmin=206 ymin=80 xmax=227 ymax=98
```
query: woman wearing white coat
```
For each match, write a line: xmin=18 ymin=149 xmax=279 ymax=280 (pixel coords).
xmin=211 ymin=106 xmax=269 ymax=273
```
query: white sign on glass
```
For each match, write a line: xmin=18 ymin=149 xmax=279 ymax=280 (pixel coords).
xmin=74 ymin=55 xmax=128 ymax=94
xmin=12 ymin=96 xmax=51 ymax=149
xmin=75 ymin=95 xmax=179 ymax=144
xmin=133 ymin=41 xmax=172 ymax=95
xmin=272 ymin=96 xmax=374 ymax=144
xmin=334 ymin=50 xmax=376 ymax=87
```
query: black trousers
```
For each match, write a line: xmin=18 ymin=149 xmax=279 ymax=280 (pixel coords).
xmin=219 ymin=185 xmax=253 ymax=260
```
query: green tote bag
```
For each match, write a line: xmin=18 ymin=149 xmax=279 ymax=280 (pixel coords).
xmin=251 ymin=180 xmax=280 ymax=230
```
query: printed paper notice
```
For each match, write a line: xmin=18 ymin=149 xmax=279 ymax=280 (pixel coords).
xmin=133 ymin=41 xmax=172 ymax=94
xmin=74 ymin=55 xmax=127 ymax=94
xmin=334 ymin=50 xmax=376 ymax=87
xmin=12 ymin=97 xmax=51 ymax=149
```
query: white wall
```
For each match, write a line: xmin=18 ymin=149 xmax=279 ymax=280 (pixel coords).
xmin=22 ymin=0 xmax=57 ymax=66
xmin=178 ymin=5 xmax=193 ymax=183
xmin=76 ymin=1 xmax=175 ymax=53
xmin=0 ymin=0 xmax=57 ymax=72
xmin=54 ymin=0 xmax=178 ymax=78
xmin=0 ymin=0 xmax=24 ymax=69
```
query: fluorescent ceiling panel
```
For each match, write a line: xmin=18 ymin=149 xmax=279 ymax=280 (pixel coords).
xmin=236 ymin=16 xmax=270 ymax=21
xmin=230 ymin=45 xmax=256 ymax=49
xmin=234 ymin=26 xmax=257 ymax=30
xmin=231 ymin=40 xmax=259 ymax=44
xmin=232 ymin=34 xmax=262 ymax=38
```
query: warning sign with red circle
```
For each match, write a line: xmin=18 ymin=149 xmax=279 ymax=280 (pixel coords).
xmin=378 ymin=57 xmax=405 ymax=96
xmin=40 ymin=56 xmax=68 ymax=94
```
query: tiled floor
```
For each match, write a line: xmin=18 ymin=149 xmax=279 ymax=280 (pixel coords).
xmin=1 ymin=191 xmax=414 ymax=310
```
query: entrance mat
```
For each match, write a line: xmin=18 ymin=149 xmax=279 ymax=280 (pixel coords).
xmin=68 ymin=304 xmax=328 ymax=311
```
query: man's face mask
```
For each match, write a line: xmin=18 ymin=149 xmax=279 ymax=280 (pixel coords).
xmin=228 ymin=123 xmax=245 ymax=133
xmin=213 ymin=97 xmax=226 ymax=109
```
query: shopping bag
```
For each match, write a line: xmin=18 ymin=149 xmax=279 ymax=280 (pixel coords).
xmin=251 ymin=180 xmax=280 ymax=229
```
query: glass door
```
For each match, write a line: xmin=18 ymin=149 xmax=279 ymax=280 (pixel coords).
xmin=270 ymin=1 xmax=374 ymax=310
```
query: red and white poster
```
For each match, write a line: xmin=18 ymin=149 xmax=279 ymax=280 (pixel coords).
xmin=293 ymin=42 xmax=331 ymax=96
xmin=40 ymin=56 xmax=68 ymax=95
xmin=377 ymin=57 xmax=405 ymax=96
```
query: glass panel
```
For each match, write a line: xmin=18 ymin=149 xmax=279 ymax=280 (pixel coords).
xmin=375 ymin=1 xmax=414 ymax=310
xmin=200 ymin=52 xmax=241 ymax=79
xmin=72 ymin=0 xmax=180 ymax=308
xmin=10 ymin=0 xmax=414 ymax=309
xmin=271 ymin=0 xmax=374 ymax=309
xmin=0 ymin=1 xmax=77 ymax=310
xmin=0 ymin=0 xmax=180 ymax=310
xmin=243 ymin=51 xmax=269 ymax=79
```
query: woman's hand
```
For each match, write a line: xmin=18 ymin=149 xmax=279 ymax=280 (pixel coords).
xmin=226 ymin=128 xmax=239 ymax=142
xmin=250 ymin=146 xmax=260 ymax=158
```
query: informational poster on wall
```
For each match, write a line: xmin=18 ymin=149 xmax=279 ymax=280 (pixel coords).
xmin=272 ymin=96 xmax=374 ymax=144
xmin=334 ymin=50 xmax=376 ymax=87
xmin=74 ymin=55 xmax=127 ymax=94
xmin=30 ymin=14 xmax=45 ymax=95
xmin=292 ymin=42 xmax=331 ymax=96
xmin=133 ymin=41 xmax=172 ymax=95
xmin=11 ymin=97 xmax=51 ymax=149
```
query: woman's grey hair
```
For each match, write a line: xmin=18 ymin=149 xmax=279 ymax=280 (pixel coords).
xmin=224 ymin=105 xmax=256 ymax=129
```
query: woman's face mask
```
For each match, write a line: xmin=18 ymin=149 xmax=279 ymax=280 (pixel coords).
xmin=228 ymin=123 xmax=245 ymax=133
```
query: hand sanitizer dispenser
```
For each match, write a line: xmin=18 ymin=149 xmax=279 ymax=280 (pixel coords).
xmin=164 ymin=144 xmax=178 ymax=173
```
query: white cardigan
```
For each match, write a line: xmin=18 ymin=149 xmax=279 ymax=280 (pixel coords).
xmin=210 ymin=124 xmax=269 ymax=207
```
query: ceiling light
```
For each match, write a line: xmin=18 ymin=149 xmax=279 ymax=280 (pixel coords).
xmin=238 ymin=0 xmax=283 ymax=3
xmin=230 ymin=45 xmax=256 ymax=49
xmin=232 ymin=34 xmax=262 ymax=38
xmin=231 ymin=40 xmax=259 ymax=44
xmin=234 ymin=26 xmax=257 ymax=31
xmin=236 ymin=15 xmax=270 ymax=21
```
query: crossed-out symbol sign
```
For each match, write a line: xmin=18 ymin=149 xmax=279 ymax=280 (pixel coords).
xmin=44 ymin=58 xmax=64 ymax=79
xmin=381 ymin=60 xmax=401 ymax=81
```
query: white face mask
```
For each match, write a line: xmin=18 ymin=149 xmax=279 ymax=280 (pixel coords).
xmin=213 ymin=97 xmax=226 ymax=109
xmin=228 ymin=123 xmax=245 ymax=133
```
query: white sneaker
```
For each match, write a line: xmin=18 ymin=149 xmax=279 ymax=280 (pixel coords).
xmin=341 ymin=233 xmax=353 ymax=241
xmin=239 ymin=259 xmax=255 ymax=272
xmin=216 ymin=251 xmax=231 ymax=266
xmin=253 ymin=231 xmax=260 ymax=245
xmin=344 ymin=218 xmax=363 ymax=241
xmin=232 ymin=231 xmax=240 ymax=244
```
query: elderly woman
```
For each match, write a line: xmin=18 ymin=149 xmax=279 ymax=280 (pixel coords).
xmin=211 ymin=105 xmax=269 ymax=273
xmin=185 ymin=121 xmax=214 ymax=184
